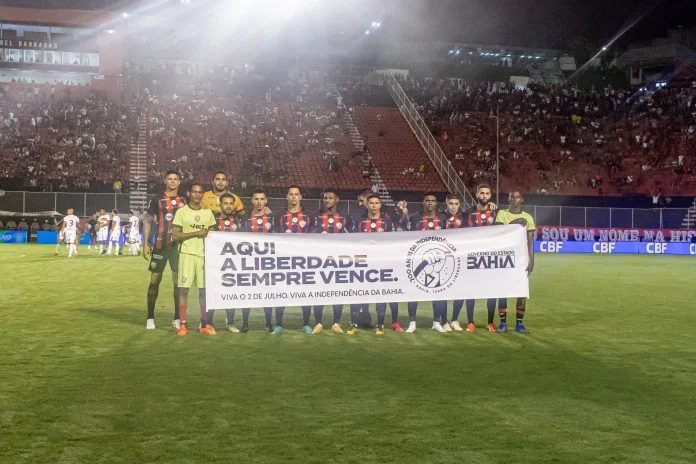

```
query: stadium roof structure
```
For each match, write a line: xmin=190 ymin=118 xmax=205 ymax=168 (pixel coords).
xmin=0 ymin=5 xmax=119 ymax=28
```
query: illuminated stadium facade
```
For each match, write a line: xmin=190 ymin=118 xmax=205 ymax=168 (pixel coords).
xmin=0 ymin=6 xmax=124 ymax=99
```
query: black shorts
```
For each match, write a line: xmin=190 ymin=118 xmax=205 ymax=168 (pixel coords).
xmin=149 ymin=247 xmax=179 ymax=274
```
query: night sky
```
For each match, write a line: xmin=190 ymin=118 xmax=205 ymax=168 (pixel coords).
xmin=0 ymin=0 xmax=694 ymax=50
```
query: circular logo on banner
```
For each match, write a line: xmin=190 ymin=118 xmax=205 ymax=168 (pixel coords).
xmin=257 ymin=219 xmax=263 ymax=225
xmin=165 ymin=213 xmax=174 ymax=221
xmin=405 ymin=236 xmax=461 ymax=294
xmin=328 ymin=218 xmax=334 ymax=224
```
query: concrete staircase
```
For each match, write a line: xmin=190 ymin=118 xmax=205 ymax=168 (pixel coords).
xmin=327 ymin=84 xmax=394 ymax=206
xmin=128 ymin=110 xmax=148 ymax=213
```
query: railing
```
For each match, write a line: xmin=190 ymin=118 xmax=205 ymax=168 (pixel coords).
xmin=384 ymin=74 xmax=475 ymax=208
xmin=0 ymin=191 xmax=690 ymax=229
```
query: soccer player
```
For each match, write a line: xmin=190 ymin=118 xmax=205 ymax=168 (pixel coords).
xmin=350 ymin=194 xmax=398 ymax=335
xmin=127 ymin=211 xmax=141 ymax=256
xmin=215 ymin=193 xmax=250 ymax=333
xmin=463 ymin=185 xmax=499 ymax=332
xmin=143 ymin=170 xmax=185 ymax=330
xmin=273 ymin=185 xmax=314 ymax=335
xmin=172 ymin=183 xmax=216 ymax=336
xmin=398 ymin=192 xmax=450 ymax=333
xmin=60 ymin=208 xmax=81 ymax=258
xmin=107 ymin=209 xmax=122 ymax=256
xmin=96 ymin=208 xmax=110 ymax=255
xmin=311 ymin=188 xmax=352 ymax=334
xmin=494 ymin=190 xmax=535 ymax=334
xmin=201 ymin=171 xmax=245 ymax=218
xmin=242 ymin=188 xmax=276 ymax=332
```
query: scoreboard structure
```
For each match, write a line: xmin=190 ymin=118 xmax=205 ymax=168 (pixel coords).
xmin=0 ymin=5 xmax=124 ymax=100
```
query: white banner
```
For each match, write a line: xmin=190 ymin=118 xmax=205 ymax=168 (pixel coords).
xmin=204 ymin=225 xmax=529 ymax=310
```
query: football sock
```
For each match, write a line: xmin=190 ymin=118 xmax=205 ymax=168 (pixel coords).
xmin=313 ymin=306 xmax=323 ymax=325
xmin=264 ymin=307 xmax=273 ymax=328
xmin=389 ymin=302 xmax=399 ymax=322
xmin=434 ymin=301 xmax=448 ymax=324
xmin=173 ymin=286 xmax=180 ymax=320
xmin=516 ymin=305 xmax=525 ymax=322
xmin=147 ymin=283 xmax=159 ymax=319
xmin=199 ymin=290 xmax=209 ymax=325
xmin=275 ymin=307 xmax=284 ymax=326
xmin=487 ymin=298 xmax=496 ymax=324
xmin=376 ymin=304 xmax=386 ymax=326
xmin=452 ymin=300 xmax=464 ymax=321
xmin=302 ymin=306 xmax=311 ymax=326
xmin=465 ymin=299 xmax=475 ymax=324
xmin=332 ymin=305 xmax=342 ymax=324
xmin=242 ymin=309 xmax=250 ymax=327
xmin=179 ymin=300 xmax=188 ymax=325
xmin=407 ymin=302 xmax=418 ymax=322
xmin=498 ymin=298 xmax=508 ymax=323
xmin=114 ymin=244 xmax=120 ymax=256
xmin=226 ymin=309 xmax=236 ymax=325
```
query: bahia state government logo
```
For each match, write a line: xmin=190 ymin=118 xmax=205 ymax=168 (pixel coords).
xmin=405 ymin=236 xmax=461 ymax=293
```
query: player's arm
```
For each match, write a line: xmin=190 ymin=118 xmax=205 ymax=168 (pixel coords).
xmin=142 ymin=216 xmax=152 ymax=259
xmin=172 ymin=224 xmax=208 ymax=242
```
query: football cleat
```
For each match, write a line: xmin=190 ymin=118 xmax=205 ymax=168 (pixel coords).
xmin=303 ymin=325 xmax=313 ymax=335
xmin=375 ymin=325 xmax=385 ymax=335
xmin=172 ymin=319 xmax=182 ymax=330
xmin=466 ymin=323 xmax=475 ymax=333
xmin=227 ymin=324 xmax=240 ymax=333
xmin=515 ymin=322 xmax=528 ymax=334
xmin=391 ymin=321 xmax=404 ymax=333
xmin=312 ymin=323 xmax=324 ymax=334
xmin=331 ymin=323 xmax=344 ymax=334
xmin=442 ymin=322 xmax=453 ymax=332
xmin=240 ymin=325 xmax=249 ymax=334
xmin=346 ymin=325 xmax=359 ymax=335
xmin=146 ymin=319 xmax=155 ymax=330
xmin=405 ymin=322 xmax=417 ymax=333
xmin=271 ymin=326 xmax=284 ymax=335
xmin=199 ymin=324 xmax=217 ymax=335
xmin=487 ymin=323 xmax=496 ymax=333
xmin=496 ymin=322 xmax=508 ymax=333
xmin=177 ymin=325 xmax=188 ymax=337
xmin=432 ymin=322 xmax=446 ymax=333
xmin=450 ymin=321 xmax=463 ymax=332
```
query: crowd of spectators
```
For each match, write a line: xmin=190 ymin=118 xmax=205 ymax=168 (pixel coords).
xmin=0 ymin=90 xmax=135 ymax=192
xmin=398 ymin=76 xmax=696 ymax=195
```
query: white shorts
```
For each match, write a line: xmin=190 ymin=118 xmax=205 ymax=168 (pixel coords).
xmin=110 ymin=231 xmax=121 ymax=242
xmin=97 ymin=229 xmax=108 ymax=241
xmin=64 ymin=231 xmax=77 ymax=244
xmin=128 ymin=231 xmax=139 ymax=243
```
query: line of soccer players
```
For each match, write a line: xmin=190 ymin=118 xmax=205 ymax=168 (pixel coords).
xmin=55 ymin=208 xmax=143 ymax=258
xmin=143 ymin=170 xmax=536 ymax=336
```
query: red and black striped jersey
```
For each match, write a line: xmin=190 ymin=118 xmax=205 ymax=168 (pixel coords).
xmin=354 ymin=213 xmax=395 ymax=233
xmin=275 ymin=209 xmax=313 ymax=234
xmin=147 ymin=193 xmax=185 ymax=249
xmin=244 ymin=214 xmax=275 ymax=233
xmin=407 ymin=212 xmax=448 ymax=231
xmin=444 ymin=211 xmax=466 ymax=229
xmin=216 ymin=216 xmax=240 ymax=232
xmin=312 ymin=211 xmax=352 ymax=234
xmin=465 ymin=206 xmax=497 ymax=227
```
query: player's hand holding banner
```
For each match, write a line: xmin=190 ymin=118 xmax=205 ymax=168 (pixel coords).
xmin=205 ymin=225 xmax=529 ymax=310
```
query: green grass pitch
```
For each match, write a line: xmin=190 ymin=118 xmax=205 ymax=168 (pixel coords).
xmin=1 ymin=244 xmax=695 ymax=463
